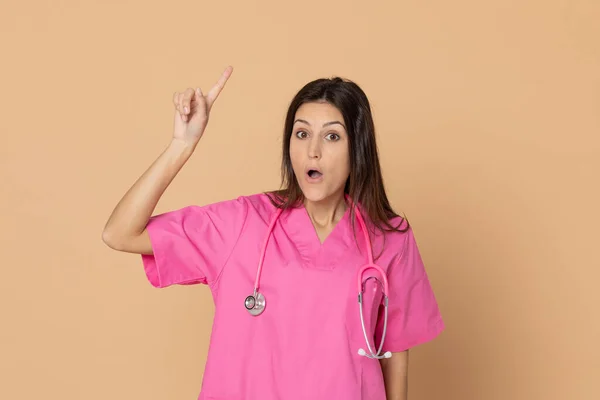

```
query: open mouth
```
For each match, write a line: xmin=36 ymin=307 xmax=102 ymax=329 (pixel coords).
xmin=306 ymin=168 xmax=323 ymax=180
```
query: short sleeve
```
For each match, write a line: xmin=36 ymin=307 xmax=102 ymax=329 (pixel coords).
xmin=140 ymin=196 xmax=249 ymax=288
xmin=374 ymin=228 xmax=444 ymax=352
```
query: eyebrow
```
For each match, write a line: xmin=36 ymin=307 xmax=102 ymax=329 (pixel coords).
xmin=294 ymin=119 xmax=346 ymax=130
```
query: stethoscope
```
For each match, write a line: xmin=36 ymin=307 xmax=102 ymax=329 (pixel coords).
xmin=243 ymin=198 xmax=392 ymax=359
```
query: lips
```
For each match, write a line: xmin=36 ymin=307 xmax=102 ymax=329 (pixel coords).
xmin=305 ymin=166 xmax=323 ymax=182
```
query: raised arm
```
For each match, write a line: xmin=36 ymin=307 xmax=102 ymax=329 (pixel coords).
xmin=101 ymin=66 xmax=233 ymax=255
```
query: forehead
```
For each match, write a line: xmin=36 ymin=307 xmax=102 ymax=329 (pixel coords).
xmin=294 ymin=101 xmax=344 ymax=125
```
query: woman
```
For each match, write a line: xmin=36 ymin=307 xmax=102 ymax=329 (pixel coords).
xmin=102 ymin=66 xmax=444 ymax=400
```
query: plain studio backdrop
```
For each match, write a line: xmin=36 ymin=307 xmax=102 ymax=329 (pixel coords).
xmin=1 ymin=1 xmax=598 ymax=399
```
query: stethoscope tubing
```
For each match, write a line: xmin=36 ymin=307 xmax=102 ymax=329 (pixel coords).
xmin=246 ymin=195 xmax=391 ymax=359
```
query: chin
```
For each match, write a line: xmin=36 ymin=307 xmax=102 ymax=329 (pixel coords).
xmin=302 ymin=191 xmax=327 ymax=203
xmin=299 ymin=185 xmax=341 ymax=204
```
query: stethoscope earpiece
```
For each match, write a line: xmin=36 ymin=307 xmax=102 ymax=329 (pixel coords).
xmin=358 ymin=348 xmax=392 ymax=359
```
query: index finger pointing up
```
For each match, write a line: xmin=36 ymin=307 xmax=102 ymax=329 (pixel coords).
xmin=206 ymin=66 xmax=234 ymax=108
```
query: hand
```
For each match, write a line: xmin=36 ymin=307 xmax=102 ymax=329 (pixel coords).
xmin=172 ymin=66 xmax=233 ymax=145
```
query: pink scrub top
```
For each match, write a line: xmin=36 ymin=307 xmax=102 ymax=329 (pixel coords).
xmin=141 ymin=193 xmax=444 ymax=400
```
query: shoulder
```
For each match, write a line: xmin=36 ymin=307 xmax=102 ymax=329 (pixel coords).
xmin=165 ymin=191 xmax=281 ymax=220
xmin=205 ymin=191 xmax=279 ymax=223
xmin=241 ymin=191 xmax=278 ymax=210
xmin=372 ymin=215 xmax=419 ymax=259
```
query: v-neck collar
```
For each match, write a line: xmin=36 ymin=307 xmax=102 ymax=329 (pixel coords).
xmin=281 ymin=203 xmax=354 ymax=270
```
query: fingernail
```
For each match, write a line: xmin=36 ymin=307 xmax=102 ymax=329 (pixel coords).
xmin=184 ymin=106 xmax=189 ymax=113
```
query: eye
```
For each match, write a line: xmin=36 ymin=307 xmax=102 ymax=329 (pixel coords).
xmin=325 ymin=132 xmax=340 ymax=141
xmin=295 ymin=130 xmax=308 ymax=139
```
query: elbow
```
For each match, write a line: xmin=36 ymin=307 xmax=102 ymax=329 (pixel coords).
xmin=102 ymin=227 xmax=151 ymax=254
xmin=101 ymin=228 xmax=124 ymax=251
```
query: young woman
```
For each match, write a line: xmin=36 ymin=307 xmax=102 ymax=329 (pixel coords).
xmin=102 ymin=66 xmax=444 ymax=400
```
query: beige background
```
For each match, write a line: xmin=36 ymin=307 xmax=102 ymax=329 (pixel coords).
xmin=1 ymin=0 xmax=599 ymax=399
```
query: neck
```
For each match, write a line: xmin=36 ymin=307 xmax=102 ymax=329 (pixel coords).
xmin=304 ymin=192 xmax=348 ymax=229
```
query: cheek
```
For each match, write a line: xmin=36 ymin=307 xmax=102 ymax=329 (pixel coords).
xmin=329 ymin=147 xmax=350 ymax=175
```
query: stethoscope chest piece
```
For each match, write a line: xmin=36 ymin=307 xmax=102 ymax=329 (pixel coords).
xmin=245 ymin=291 xmax=266 ymax=316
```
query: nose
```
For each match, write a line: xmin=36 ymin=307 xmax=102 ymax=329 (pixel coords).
xmin=307 ymin=136 xmax=321 ymax=159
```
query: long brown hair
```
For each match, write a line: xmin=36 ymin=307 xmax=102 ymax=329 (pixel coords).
xmin=266 ymin=76 xmax=409 ymax=243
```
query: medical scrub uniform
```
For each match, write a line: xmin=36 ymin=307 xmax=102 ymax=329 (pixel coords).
xmin=141 ymin=193 xmax=444 ymax=400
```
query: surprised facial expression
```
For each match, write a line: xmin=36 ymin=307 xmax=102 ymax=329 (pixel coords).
xmin=289 ymin=101 xmax=351 ymax=203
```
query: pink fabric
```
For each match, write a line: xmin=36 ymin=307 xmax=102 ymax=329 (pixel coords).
xmin=141 ymin=193 xmax=444 ymax=400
